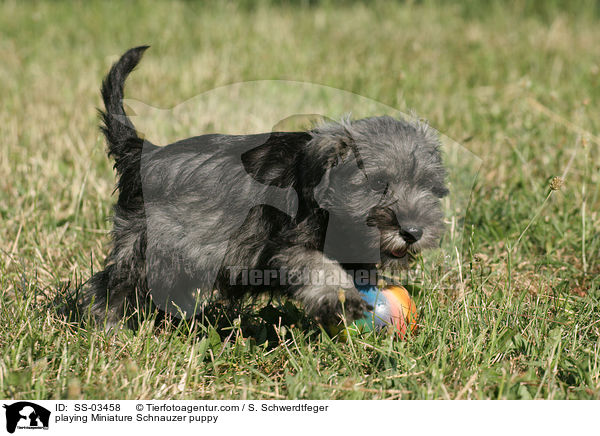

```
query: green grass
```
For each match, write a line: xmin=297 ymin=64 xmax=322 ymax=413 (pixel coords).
xmin=1 ymin=0 xmax=599 ymax=399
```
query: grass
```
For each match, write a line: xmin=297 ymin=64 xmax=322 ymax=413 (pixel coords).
xmin=1 ymin=0 xmax=599 ymax=399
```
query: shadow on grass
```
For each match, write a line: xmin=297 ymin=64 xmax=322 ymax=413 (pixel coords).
xmin=48 ymin=281 xmax=320 ymax=349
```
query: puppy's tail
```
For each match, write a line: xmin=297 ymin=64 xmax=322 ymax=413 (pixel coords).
xmin=100 ymin=45 xmax=149 ymax=173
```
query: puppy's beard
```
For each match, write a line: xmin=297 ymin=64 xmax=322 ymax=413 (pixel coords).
xmin=378 ymin=230 xmax=419 ymax=269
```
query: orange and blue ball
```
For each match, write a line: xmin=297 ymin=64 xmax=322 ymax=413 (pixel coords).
xmin=328 ymin=285 xmax=418 ymax=339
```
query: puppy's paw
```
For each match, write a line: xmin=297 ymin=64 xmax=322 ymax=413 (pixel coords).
xmin=300 ymin=284 xmax=369 ymax=324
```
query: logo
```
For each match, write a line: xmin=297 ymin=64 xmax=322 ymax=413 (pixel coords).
xmin=3 ymin=402 xmax=50 ymax=434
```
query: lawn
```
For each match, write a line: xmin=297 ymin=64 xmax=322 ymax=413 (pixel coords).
xmin=0 ymin=0 xmax=599 ymax=400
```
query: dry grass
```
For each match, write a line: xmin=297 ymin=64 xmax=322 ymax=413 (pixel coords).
xmin=0 ymin=0 xmax=599 ymax=399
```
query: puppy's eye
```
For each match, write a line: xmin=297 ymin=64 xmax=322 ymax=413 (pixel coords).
xmin=370 ymin=176 xmax=388 ymax=193
xmin=433 ymin=186 xmax=449 ymax=198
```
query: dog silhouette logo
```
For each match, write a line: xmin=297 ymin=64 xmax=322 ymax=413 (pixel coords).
xmin=2 ymin=402 xmax=50 ymax=434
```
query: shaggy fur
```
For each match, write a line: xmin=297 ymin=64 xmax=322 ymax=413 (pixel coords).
xmin=84 ymin=46 xmax=448 ymax=327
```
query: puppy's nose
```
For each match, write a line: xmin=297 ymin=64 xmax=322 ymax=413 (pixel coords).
xmin=399 ymin=226 xmax=423 ymax=244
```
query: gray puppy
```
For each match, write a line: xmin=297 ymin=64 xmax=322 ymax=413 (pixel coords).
xmin=84 ymin=46 xmax=448 ymax=327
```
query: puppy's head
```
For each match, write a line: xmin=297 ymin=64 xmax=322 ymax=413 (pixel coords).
xmin=308 ymin=116 xmax=448 ymax=268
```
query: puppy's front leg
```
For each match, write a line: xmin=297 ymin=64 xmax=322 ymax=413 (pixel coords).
xmin=270 ymin=248 xmax=368 ymax=323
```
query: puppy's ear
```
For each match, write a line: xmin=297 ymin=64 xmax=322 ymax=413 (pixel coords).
xmin=313 ymin=163 xmax=332 ymax=206
xmin=301 ymin=121 xmax=358 ymax=203
xmin=241 ymin=131 xmax=312 ymax=188
xmin=305 ymin=122 xmax=355 ymax=168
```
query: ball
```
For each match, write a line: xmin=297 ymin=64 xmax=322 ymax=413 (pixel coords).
xmin=355 ymin=285 xmax=418 ymax=338
xmin=326 ymin=285 xmax=418 ymax=339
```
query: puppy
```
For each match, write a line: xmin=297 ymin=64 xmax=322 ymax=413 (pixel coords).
xmin=84 ymin=46 xmax=448 ymax=327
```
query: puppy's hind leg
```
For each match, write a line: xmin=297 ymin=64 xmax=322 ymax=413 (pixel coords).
xmin=82 ymin=266 xmax=126 ymax=330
